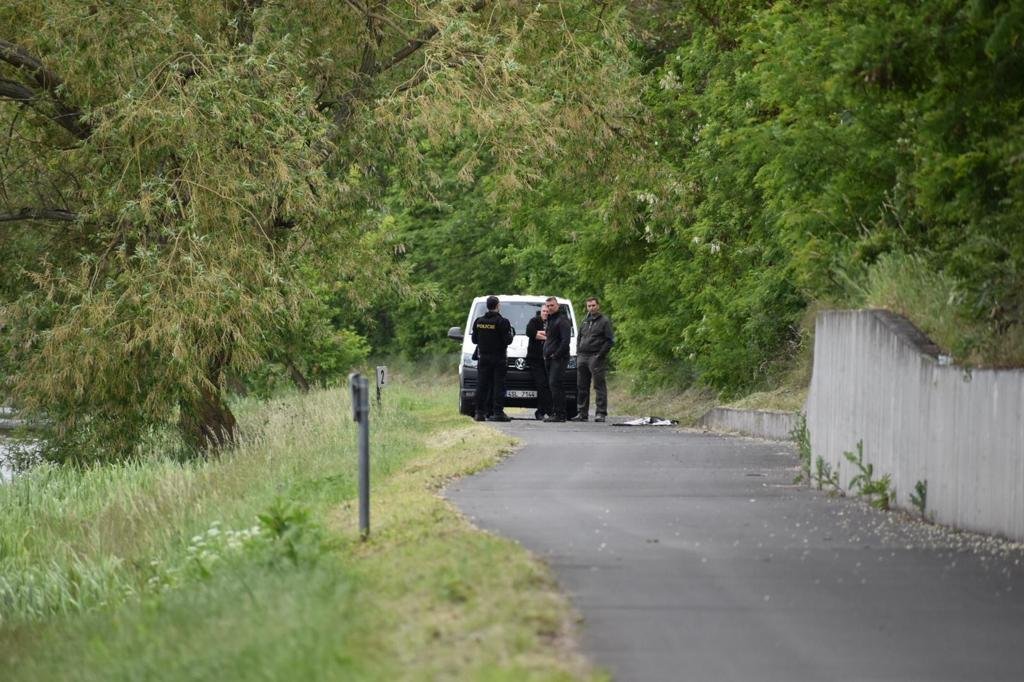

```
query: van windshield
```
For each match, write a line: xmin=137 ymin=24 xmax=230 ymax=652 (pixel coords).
xmin=471 ymin=301 xmax=574 ymax=336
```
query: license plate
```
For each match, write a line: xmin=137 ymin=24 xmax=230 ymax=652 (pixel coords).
xmin=506 ymin=390 xmax=537 ymax=399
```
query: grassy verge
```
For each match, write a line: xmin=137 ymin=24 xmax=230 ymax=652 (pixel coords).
xmin=608 ymin=328 xmax=810 ymax=420
xmin=724 ymin=385 xmax=807 ymax=413
xmin=0 ymin=373 xmax=600 ymax=681
xmin=606 ymin=373 xmax=719 ymax=426
xmin=609 ymin=376 xmax=806 ymax=423
xmin=852 ymin=252 xmax=1024 ymax=368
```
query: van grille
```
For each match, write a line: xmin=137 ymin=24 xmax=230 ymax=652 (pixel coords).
xmin=464 ymin=367 xmax=575 ymax=391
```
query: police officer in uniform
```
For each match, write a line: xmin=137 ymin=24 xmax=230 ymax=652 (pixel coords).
xmin=471 ymin=295 xmax=515 ymax=422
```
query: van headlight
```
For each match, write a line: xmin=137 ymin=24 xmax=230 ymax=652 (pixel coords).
xmin=462 ymin=352 xmax=478 ymax=369
xmin=567 ymin=356 xmax=577 ymax=369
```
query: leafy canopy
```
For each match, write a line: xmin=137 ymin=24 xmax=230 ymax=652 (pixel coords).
xmin=0 ymin=1 xmax=641 ymax=460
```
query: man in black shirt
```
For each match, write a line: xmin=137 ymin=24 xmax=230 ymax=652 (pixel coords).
xmin=525 ymin=306 xmax=552 ymax=420
xmin=471 ymin=295 xmax=515 ymax=421
xmin=542 ymin=296 xmax=572 ymax=422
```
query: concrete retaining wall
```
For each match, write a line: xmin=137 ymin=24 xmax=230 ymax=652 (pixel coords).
xmin=807 ymin=309 xmax=1024 ymax=540
xmin=700 ymin=407 xmax=798 ymax=441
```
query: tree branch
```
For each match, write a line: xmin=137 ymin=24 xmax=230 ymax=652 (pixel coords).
xmin=330 ymin=0 xmax=487 ymax=132
xmin=0 ymin=40 xmax=92 ymax=139
xmin=331 ymin=0 xmax=389 ymax=130
xmin=395 ymin=68 xmax=429 ymax=92
xmin=0 ymin=206 xmax=77 ymax=223
xmin=0 ymin=40 xmax=62 ymax=89
xmin=343 ymin=0 xmax=416 ymax=44
xmin=233 ymin=0 xmax=265 ymax=46
xmin=0 ymin=77 xmax=34 ymax=102
xmin=377 ymin=1 xmax=488 ymax=74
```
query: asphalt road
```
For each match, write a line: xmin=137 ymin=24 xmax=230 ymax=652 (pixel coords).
xmin=446 ymin=417 xmax=1024 ymax=682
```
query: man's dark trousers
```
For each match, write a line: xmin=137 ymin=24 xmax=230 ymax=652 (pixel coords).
xmin=577 ymin=353 xmax=607 ymax=418
xmin=475 ymin=355 xmax=507 ymax=416
xmin=545 ymin=357 xmax=568 ymax=418
xmin=528 ymin=359 xmax=552 ymax=416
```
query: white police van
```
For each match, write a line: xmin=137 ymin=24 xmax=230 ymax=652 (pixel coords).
xmin=447 ymin=295 xmax=578 ymax=419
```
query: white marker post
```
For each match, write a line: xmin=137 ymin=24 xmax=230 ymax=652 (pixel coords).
xmin=375 ymin=365 xmax=388 ymax=408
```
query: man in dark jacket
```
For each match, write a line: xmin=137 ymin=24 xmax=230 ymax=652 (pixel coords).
xmin=542 ymin=297 xmax=572 ymax=422
xmin=573 ymin=296 xmax=614 ymax=422
xmin=471 ymin=295 xmax=515 ymax=421
xmin=525 ymin=306 xmax=552 ymax=420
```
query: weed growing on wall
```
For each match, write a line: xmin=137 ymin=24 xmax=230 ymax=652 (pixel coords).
xmin=910 ymin=480 xmax=929 ymax=520
xmin=790 ymin=414 xmax=812 ymax=485
xmin=844 ymin=440 xmax=896 ymax=511
xmin=813 ymin=456 xmax=841 ymax=494
xmin=863 ymin=475 xmax=895 ymax=511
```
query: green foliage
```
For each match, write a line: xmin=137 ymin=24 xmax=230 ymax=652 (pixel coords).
xmin=442 ymin=0 xmax=1024 ymax=396
xmin=0 ymin=379 xmax=596 ymax=680
xmin=850 ymin=251 xmax=1024 ymax=366
xmin=373 ymin=161 xmax=521 ymax=356
xmin=1 ymin=3 xmax=378 ymax=459
xmin=844 ymin=441 xmax=874 ymax=494
xmin=791 ymin=414 xmax=812 ymax=485
xmin=1 ymin=1 xmax=642 ymax=461
xmin=4 ymin=0 xmax=1023 ymax=454
xmin=844 ymin=440 xmax=895 ymax=510
xmin=910 ymin=479 xmax=929 ymax=519
xmin=567 ymin=0 xmax=1024 ymax=394
xmin=813 ymin=456 xmax=841 ymax=493
xmin=246 ymin=292 xmax=372 ymax=397
xmin=256 ymin=499 xmax=326 ymax=567
xmin=863 ymin=474 xmax=895 ymax=512
xmin=380 ymin=0 xmax=1024 ymax=393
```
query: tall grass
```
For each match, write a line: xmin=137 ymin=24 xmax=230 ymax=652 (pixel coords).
xmin=853 ymin=252 xmax=1024 ymax=367
xmin=0 ymin=385 xmax=366 ymax=624
xmin=607 ymin=372 xmax=719 ymax=425
xmin=0 ymin=371 xmax=598 ymax=680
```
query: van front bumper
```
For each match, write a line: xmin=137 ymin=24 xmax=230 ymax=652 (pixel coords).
xmin=460 ymin=361 xmax=577 ymax=408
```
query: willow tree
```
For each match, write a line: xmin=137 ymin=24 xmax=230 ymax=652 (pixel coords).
xmin=0 ymin=1 xmax=641 ymax=460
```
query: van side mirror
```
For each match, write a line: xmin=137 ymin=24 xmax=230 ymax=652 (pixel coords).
xmin=447 ymin=326 xmax=464 ymax=341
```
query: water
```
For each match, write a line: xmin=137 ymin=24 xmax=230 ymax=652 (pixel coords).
xmin=1 ymin=435 xmax=13 ymax=482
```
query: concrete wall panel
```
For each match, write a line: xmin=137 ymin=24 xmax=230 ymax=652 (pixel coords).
xmin=700 ymin=407 xmax=798 ymax=441
xmin=807 ymin=310 xmax=1024 ymax=540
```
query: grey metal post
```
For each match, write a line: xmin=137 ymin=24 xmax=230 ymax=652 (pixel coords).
xmin=350 ymin=373 xmax=370 ymax=539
